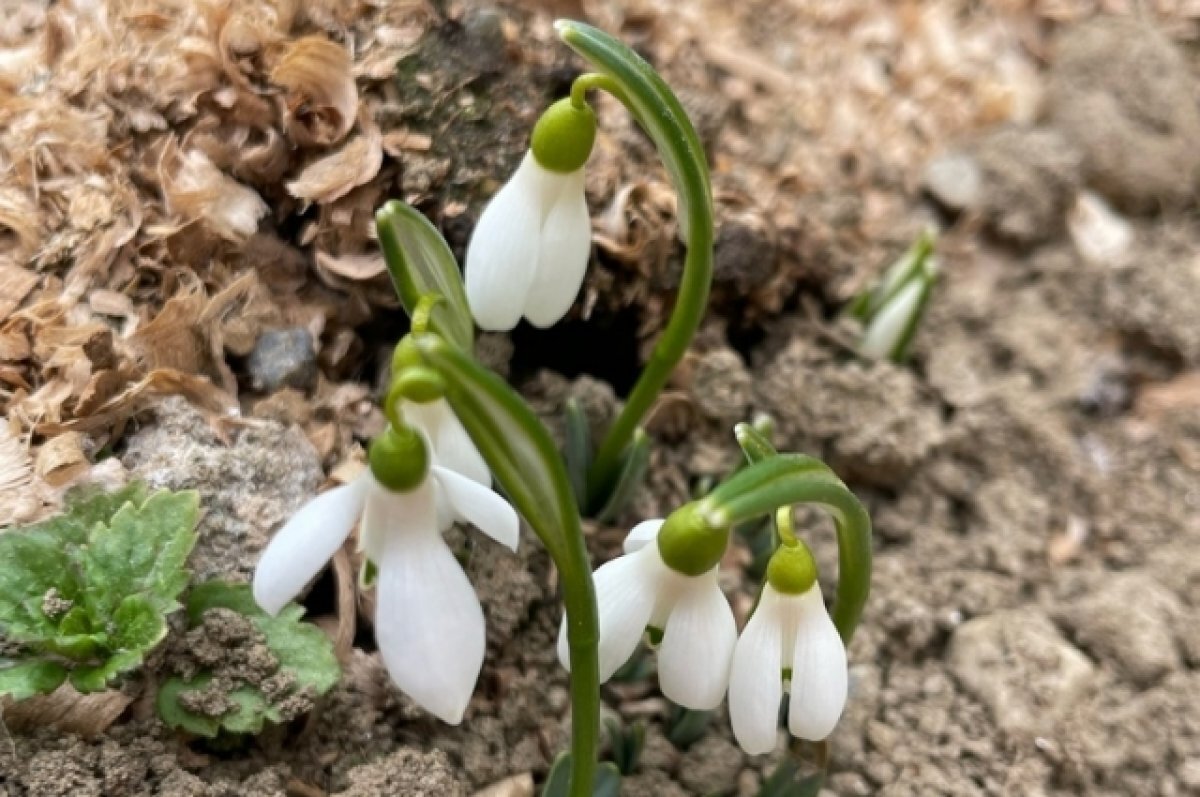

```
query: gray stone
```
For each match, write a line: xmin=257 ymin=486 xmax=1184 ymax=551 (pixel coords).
xmin=947 ymin=609 xmax=1094 ymax=737
xmin=1056 ymin=572 xmax=1182 ymax=686
xmin=121 ymin=397 xmax=323 ymax=583
xmin=1045 ymin=16 xmax=1200 ymax=212
xmin=248 ymin=327 xmax=318 ymax=393
xmin=677 ymin=735 xmax=745 ymax=794
xmin=922 ymin=152 xmax=983 ymax=213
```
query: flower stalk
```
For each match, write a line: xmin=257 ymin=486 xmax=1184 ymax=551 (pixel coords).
xmin=555 ymin=21 xmax=715 ymax=513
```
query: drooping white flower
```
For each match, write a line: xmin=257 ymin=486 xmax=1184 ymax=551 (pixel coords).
xmin=556 ymin=519 xmax=737 ymax=710
xmin=465 ymin=97 xmax=596 ymax=331
xmin=252 ymin=410 xmax=517 ymax=725
xmin=465 ymin=152 xmax=590 ymax=331
xmin=727 ymin=582 xmax=847 ymax=754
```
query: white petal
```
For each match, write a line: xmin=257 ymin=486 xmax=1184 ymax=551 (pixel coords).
xmin=465 ymin=153 xmax=553 ymax=331
xmin=426 ymin=400 xmax=490 ymax=485
xmin=253 ymin=476 xmax=369 ymax=616
xmin=359 ymin=477 xmax=422 ymax=564
xmin=787 ymin=586 xmax=848 ymax=742
xmin=557 ymin=548 xmax=657 ymax=681
xmin=373 ymin=482 xmax=485 ymax=725
xmin=657 ymin=573 xmax=737 ymax=710
xmin=623 ymin=518 xmax=664 ymax=554
xmin=523 ymin=168 xmax=591 ymax=329
xmin=729 ymin=586 xmax=789 ymax=755
xmin=433 ymin=465 xmax=519 ymax=551
xmin=860 ymin=277 xmax=923 ymax=360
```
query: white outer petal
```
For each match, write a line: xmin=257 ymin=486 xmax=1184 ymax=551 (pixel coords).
xmin=523 ymin=167 xmax=591 ymax=329
xmin=373 ymin=479 xmax=485 ymax=725
xmin=433 ymin=465 xmax=519 ymax=552
xmin=657 ymin=570 xmax=736 ymax=710
xmin=405 ymin=400 xmax=490 ymax=486
xmin=465 ymin=153 xmax=554 ymax=331
xmin=787 ymin=586 xmax=848 ymax=741
xmin=253 ymin=476 xmax=369 ymax=616
xmin=557 ymin=546 xmax=658 ymax=681
xmin=729 ymin=585 xmax=789 ymax=755
xmin=623 ymin=518 xmax=664 ymax=554
xmin=860 ymin=277 xmax=923 ymax=360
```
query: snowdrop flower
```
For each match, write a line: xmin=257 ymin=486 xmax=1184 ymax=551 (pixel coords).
xmin=465 ymin=98 xmax=596 ymax=330
xmin=253 ymin=419 xmax=518 ymax=725
xmin=728 ymin=543 xmax=847 ymax=754
xmin=557 ymin=513 xmax=736 ymax=710
xmin=855 ymin=231 xmax=938 ymax=362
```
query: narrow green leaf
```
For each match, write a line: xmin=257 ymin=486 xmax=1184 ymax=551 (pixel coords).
xmin=414 ymin=335 xmax=581 ymax=562
xmin=0 ymin=660 xmax=67 ymax=700
xmin=734 ymin=421 xmax=778 ymax=464
xmin=542 ymin=754 xmax=622 ymax=797
xmin=758 ymin=761 xmax=824 ymax=797
xmin=595 ymin=428 xmax=649 ymax=523
xmin=666 ymin=706 xmax=712 ymax=749
xmin=563 ymin=398 xmax=592 ymax=508
xmin=376 ymin=200 xmax=474 ymax=350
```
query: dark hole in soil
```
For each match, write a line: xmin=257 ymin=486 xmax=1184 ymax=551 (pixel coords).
xmin=509 ymin=307 xmax=643 ymax=394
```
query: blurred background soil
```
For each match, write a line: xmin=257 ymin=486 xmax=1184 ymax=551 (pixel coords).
xmin=2 ymin=1 xmax=1200 ymax=795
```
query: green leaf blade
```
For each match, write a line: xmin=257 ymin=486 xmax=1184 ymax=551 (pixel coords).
xmin=376 ymin=201 xmax=474 ymax=350
xmin=0 ymin=660 xmax=68 ymax=701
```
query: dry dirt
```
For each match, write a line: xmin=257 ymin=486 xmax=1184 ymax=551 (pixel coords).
xmin=3 ymin=1 xmax=1200 ymax=796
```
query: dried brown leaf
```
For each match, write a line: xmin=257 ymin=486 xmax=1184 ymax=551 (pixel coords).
xmin=271 ymin=35 xmax=358 ymax=147
xmin=0 ymin=264 xmax=39 ymax=317
xmin=163 ymin=147 xmax=268 ymax=242
xmin=314 ymin=250 xmax=385 ymax=281
xmin=0 ymin=422 xmax=37 ymax=526
xmin=286 ymin=118 xmax=382 ymax=204
xmin=34 ymin=431 xmax=89 ymax=488
xmin=1 ymin=685 xmax=132 ymax=737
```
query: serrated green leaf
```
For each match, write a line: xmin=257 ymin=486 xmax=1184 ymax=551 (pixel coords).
xmin=0 ymin=660 xmax=68 ymax=700
xmin=376 ymin=200 xmax=474 ymax=350
xmin=218 ymin=686 xmax=279 ymax=735
xmin=28 ymin=482 xmax=149 ymax=545
xmin=186 ymin=582 xmax=339 ymax=696
xmin=68 ymin=648 xmax=143 ymax=693
xmin=82 ymin=489 xmax=200 ymax=619
xmin=0 ymin=527 xmax=78 ymax=638
xmin=157 ymin=675 xmax=222 ymax=737
xmin=112 ymin=594 xmax=169 ymax=651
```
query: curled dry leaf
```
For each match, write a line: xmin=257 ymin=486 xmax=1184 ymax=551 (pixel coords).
xmin=34 ymin=431 xmax=89 ymax=488
xmin=1 ymin=685 xmax=133 ymax=738
xmin=286 ymin=116 xmax=383 ymax=204
xmin=162 ymin=146 xmax=268 ymax=242
xmin=0 ymin=265 xmax=39 ymax=317
xmin=315 ymin=250 xmax=386 ymax=281
xmin=271 ymin=35 xmax=359 ymax=147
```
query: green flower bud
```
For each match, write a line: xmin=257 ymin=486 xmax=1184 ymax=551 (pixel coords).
xmin=656 ymin=501 xmax=729 ymax=577
xmin=765 ymin=541 xmax=818 ymax=595
xmin=531 ymin=98 xmax=597 ymax=174
xmin=368 ymin=425 xmax=429 ymax=492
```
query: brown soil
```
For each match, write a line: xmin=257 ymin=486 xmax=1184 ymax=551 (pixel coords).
xmin=3 ymin=2 xmax=1200 ymax=796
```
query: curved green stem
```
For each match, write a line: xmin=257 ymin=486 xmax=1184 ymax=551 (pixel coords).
xmin=570 ymin=72 xmax=624 ymax=109
xmin=706 ymin=455 xmax=873 ymax=641
xmin=556 ymin=21 xmax=714 ymax=513
xmin=412 ymin=335 xmax=600 ymax=797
